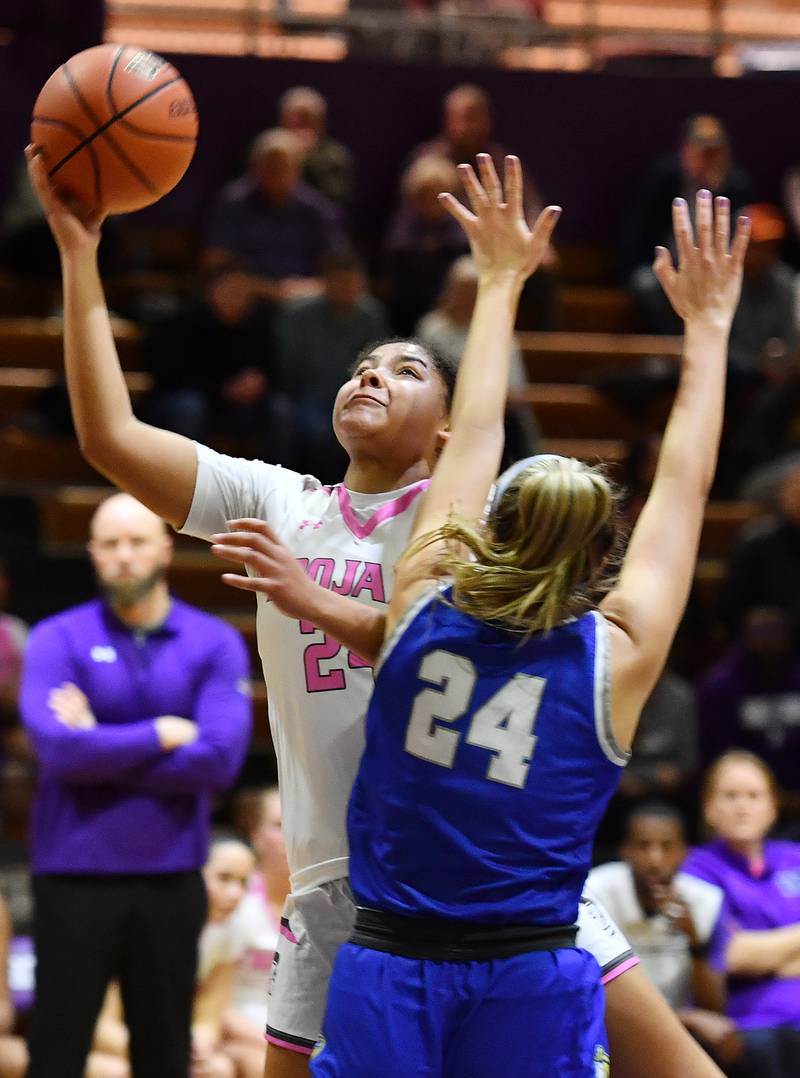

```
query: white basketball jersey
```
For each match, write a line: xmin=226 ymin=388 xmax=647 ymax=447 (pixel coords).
xmin=180 ymin=443 xmax=428 ymax=893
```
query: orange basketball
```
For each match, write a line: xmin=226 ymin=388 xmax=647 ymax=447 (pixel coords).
xmin=31 ymin=43 xmax=198 ymax=217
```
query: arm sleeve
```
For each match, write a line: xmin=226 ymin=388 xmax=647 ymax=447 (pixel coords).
xmin=179 ymin=441 xmax=305 ymax=542
xmin=117 ymin=627 xmax=252 ymax=796
xmin=19 ymin=621 xmax=162 ymax=784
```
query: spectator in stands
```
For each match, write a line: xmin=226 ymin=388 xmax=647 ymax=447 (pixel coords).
xmin=221 ymin=786 xmax=290 ymax=1075
xmin=410 ymin=83 xmax=556 ymax=329
xmin=19 ymin=492 xmax=253 ymax=1078
xmin=274 ymin=247 xmax=389 ymax=480
xmin=735 ymin=343 xmax=800 ymax=494
xmin=383 ymin=154 xmax=470 ymax=334
xmin=684 ymin=751 xmax=800 ymax=1077
xmin=139 ymin=266 xmax=293 ymax=464
xmin=588 ymin=803 xmax=737 ymax=1066
xmin=416 ymin=254 xmax=540 ymax=462
xmin=0 ymin=559 xmax=26 ymax=752
xmin=278 ymin=86 xmax=354 ymax=207
xmin=698 ymin=607 xmax=800 ymax=810
xmin=590 ymin=803 xmax=726 ymax=1008
xmin=411 ymin=83 xmax=542 ymax=215
xmin=718 ymin=463 xmax=800 ymax=644
xmin=205 ymin=128 xmax=345 ymax=304
xmin=726 ymin=205 xmax=797 ymax=383
xmin=0 ymin=893 xmax=25 ymax=1078
xmin=195 ymin=837 xmax=259 ymax=1078
xmin=594 ymin=665 xmax=699 ymax=856
xmin=0 ymin=758 xmax=34 ymax=989
xmin=625 ymin=115 xmax=753 ymax=331
xmin=622 ymin=668 xmax=699 ymax=803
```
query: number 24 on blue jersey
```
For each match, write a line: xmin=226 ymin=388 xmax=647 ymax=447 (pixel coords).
xmin=403 ymin=649 xmax=546 ymax=789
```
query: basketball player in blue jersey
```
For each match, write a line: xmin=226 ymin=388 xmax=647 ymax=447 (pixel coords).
xmin=229 ymin=160 xmax=749 ymax=1076
xmin=28 ymin=144 xmax=730 ymax=1078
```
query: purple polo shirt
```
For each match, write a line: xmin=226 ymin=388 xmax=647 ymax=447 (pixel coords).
xmin=683 ymin=840 xmax=800 ymax=1029
xmin=20 ymin=598 xmax=252 ymax=875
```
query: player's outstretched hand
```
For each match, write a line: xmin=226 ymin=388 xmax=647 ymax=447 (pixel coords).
xmin=25 ymin=144 xmax=104 ymax=257
xmin=211 ymin=518 xmax=318 ymax=620
xmin=653 ymin=190 xmax=750 ymax=331
xmin=440 ymin=154 xmax=560 ymax=286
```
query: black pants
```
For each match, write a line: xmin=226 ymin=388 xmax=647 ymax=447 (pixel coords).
xmin=27 ymin=872 xmax=207 ymax=1078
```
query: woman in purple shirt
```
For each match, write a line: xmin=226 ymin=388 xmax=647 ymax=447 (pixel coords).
xmin=684 ymin=750 xmax=800 ymax=1077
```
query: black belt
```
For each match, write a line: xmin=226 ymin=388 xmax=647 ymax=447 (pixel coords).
xmin=351 ymin=906 xmax=577 ymax=961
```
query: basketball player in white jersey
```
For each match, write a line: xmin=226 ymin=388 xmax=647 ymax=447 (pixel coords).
xmin=27 ymin=143 xmax=725 ymax=1078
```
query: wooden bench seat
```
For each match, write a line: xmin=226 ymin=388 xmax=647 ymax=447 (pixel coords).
xmin=519 ymin=331 xmax=682 ymax=383
xmin=0 ymin=317 xmax=140 ymax=370
xmin=512 ymin=383 xmax=670 ymax=441
xmin=0 ymin=368 xmax=151 ymax=422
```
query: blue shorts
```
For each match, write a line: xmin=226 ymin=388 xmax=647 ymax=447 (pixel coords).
xmin=310 ymin=943 xmax=608 ymax=1078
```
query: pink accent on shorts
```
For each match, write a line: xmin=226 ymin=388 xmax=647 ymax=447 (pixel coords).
xmin=265 ymin=1032 xmax=314 ymax=1056
xmin=601 ymin=955 xmax=640 ymax=985
xmin=336 ymin=480 xmax=430 ymax=540
xmin=279 ymin=922 xmax=300 ymax=945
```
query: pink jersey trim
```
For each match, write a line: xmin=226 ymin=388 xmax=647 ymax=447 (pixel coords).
xmin=279 ymin=922 xmax=300 ymax=945
xmin=336 ymin=481 xmax=430 ymax=541
xmin=601 ymin=955 xmax=640 ymax=985
xmin=265 ymin=1033 xmax=314 ymax=1056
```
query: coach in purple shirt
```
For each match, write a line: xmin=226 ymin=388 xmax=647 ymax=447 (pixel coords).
xmin=20 ymin=493 xmax=252 ymax=1078
xmin=684 ymin=750 xmax=800 ymax=1077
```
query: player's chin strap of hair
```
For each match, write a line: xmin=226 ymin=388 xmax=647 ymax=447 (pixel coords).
xmin=490 ymin=454 xmax=569 ymax=515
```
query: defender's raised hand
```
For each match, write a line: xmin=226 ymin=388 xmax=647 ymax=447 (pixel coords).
xmin=25 ymin=144 xmax=104 ymax=257
xmin=440 ymin=153 xmax=560 ymax=285
xmin=653 ymin=191 xmax=750 ymax=330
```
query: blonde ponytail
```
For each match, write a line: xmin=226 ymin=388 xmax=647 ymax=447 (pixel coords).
xmin=410 ymin=456 xmax=623 ymax=634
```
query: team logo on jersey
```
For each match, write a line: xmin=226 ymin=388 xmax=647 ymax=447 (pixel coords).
xmin=299 ymin=519 xmax=323 ymax=531
xmin=593 ymin=1045 xmax=611 ymax=1076
xmin=90 ymin=646 xmax=118 ymax=663
xmin=777 ymin=868 xmax=800 ymax=897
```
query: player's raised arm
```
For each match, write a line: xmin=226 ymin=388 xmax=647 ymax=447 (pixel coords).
xmin=389 ymin=156 xmax=560 ymax=630
xmin=602 ymin=192 xmax=750 ymax=748
xmin=25 ymin=146 xmax=197 ymax=530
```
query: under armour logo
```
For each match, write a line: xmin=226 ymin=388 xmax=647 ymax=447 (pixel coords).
xmin=90 ymin=646 xmax=118 ymax=663
xmin=299 ymin=520 xmax=323 ymax=530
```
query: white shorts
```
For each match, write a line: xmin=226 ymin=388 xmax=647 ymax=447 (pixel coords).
xmin=265 ymin=878 xmax=638 ymax=1055
xmin=266 ymin=878 xmax=355 ymax=1055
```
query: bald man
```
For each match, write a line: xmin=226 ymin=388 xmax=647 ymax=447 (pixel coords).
xmin=19 ymin=493 xmax=253 ymax=1078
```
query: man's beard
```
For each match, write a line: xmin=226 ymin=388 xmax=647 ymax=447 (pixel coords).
xmin=98 ymin=565 xmax=166 ymax=609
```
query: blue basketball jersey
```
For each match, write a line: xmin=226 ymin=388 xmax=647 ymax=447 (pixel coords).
xmin=347 ymin=588 xmax=629 ymax=926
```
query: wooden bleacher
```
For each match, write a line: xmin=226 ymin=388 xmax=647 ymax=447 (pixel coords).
xmin=0 ymin=368 xmax=151 ymax=423
xmin=0 ymin=317 xmax=140 ymax=370
xmin=557 ymin=286 xmax=636 ymax=333
xmin=511 ymin=383 xmax=671 ymax=442
xmin=519 ymin=331 xmax=682 ymax=383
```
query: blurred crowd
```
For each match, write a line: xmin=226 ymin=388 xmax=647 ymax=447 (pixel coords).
xmin=1 ymin=77 xmax=800 ymax=1077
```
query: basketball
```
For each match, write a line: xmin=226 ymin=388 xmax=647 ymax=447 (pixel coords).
xmin=30 ymin=44 xmax=198 ymax=217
